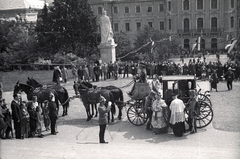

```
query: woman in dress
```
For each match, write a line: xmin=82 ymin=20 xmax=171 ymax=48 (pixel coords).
xmin=151 ymin=93 xmax=169 ymax=134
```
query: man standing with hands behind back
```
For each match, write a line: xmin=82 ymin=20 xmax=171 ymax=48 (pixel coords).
xmin=11 ymin=93 xmax=22 ymax=139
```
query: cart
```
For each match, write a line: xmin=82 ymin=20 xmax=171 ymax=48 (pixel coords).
xmin=126 ymin=82 xmax=151 ymax=126
xmin=162 ymin=75 xmax=213 ymax=128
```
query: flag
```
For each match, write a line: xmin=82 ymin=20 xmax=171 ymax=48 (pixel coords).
xmin=197 ymin=30 xmax=203 ymax=51
xmin=225 ymin=44 xmax=232 ymax=50
xmin=228 ymin=39 xmax=238 ymax=53
xmin=192 ymin=43 xmax=197 ymax=52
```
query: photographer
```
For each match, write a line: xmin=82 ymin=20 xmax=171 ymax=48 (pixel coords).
xmin=98 ymin=96 xmax=111 ymax=144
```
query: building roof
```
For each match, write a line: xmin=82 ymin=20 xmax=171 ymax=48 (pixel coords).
xmin=0 ymin=0 xmax=45 ymax=10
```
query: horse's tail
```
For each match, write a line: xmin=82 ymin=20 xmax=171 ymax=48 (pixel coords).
xmin=118 ymin=88 xmax=124 ymax=102
xmin=110 ymin=93 xmax=116 ymax=115
xmin=62 ymin=87 xmax=70 ymax=108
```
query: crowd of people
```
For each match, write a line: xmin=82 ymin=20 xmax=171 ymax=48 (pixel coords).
xmin=0 ymin=88 xmax=59 ymax=139
xmin=69 ymin=57 xmax=240 ymax=85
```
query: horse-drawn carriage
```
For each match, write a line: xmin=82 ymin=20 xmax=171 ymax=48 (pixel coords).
xmin=126 ymin=75 xmax=213 ymax=129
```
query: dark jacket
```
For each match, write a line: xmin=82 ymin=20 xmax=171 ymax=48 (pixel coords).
xmin=98 ymin=104 xmax=110 ymax=125
xmin=48 ymin=101 xmax=58 ymax=117
xmin=11 ymin=100 xmax=22 ymax=121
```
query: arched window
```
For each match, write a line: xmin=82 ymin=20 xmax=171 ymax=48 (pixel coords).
xmin=168 ymin=1 xmax=171 ymax=11
xmin=211 ymin=38 xmax=217 ymax=50
xmin=184 ymin=39 xmax=190 ymax=48
xmin=136 ymin=5 xmax=141 ymax=13
xmin=211 ymin=17 xmax=217 ymax=32
xmin=197 ymin=0 xmax=203 ymax=9
xmin=125 ymin=6 xmax=129 ymax=14
xmin=184 ymin=18 xmax=189 ymax=32
xmin=197 ymin=18 xmax=203 ymax=31
xmin=211 ymin=0 xmax=217 ymax=9
xmin=183 ymin=0 xmax=189 ymax=10
xmin=231 ymin=16 xmax=234 ymax=28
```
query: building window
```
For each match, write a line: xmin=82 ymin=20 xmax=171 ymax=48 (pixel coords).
xmin=211 ymin=17 xmax=217 ymax=32
xmin=136 ymin=5 xmax=141 ymax=13
xmin=231 ymin=0 xmax=234 ymax=8
xmin=113 ymin=6 xmax=118 ymax=14
xmin=211 ymin=38 xmax=217 ymax=50
xmin=159 ymin=4 xmax=164 ymax=12
xmin=184 ymin=39 xmax=190 ymax=48
xmin=184 ymin=18 xmax=189 ymax=32
xmin=147 ymin=6 xmax=152 ymax=12
xmin=136 ymin=22 xmax=141 ymax=30
xmin=197 ymin=18 xmax=203 ymax=31
xmin=148 ymin=22 xmax=153 ymax=28
xmin=183 ymin=0 xmax=189 ymax=10
xmin=211 ymin=0 xmax=217 ymax=9
xmin=169 ymin=19 xmax=171 ymax=30
xmin=125 ymin=6 xmax=129 ymax=13
xmin=160 ymin=21 xmax=164 ymax=30
xmin=125 ymin=22 xmax=130 ymax=31
xmin=231 ymin=17 xmax=234 ymax=28
xmin=168 ymin=1 xmax=171 ymax=11
xmin=98 ymin=7 xmax=102 ymax=15
xmin=197 ymin=0 xmax=203 ymax=9
xmin=114 ymin=23 xmax=119 ymax=32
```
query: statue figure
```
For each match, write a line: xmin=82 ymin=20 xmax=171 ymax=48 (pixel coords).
xmin=99 ymin=10 xmax=114 ymax=44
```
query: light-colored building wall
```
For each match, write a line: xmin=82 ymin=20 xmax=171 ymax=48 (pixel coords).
xmin=89 ymin=0 xmax=240 ymax=51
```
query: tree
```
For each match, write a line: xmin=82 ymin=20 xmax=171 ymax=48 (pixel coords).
xmin=114 ymin=32 xmax=132 ymax=61
xmin=36 ymin=0 xmax=100 ymax=58
xmin=133 ymin=26 xmax=179 ymax=62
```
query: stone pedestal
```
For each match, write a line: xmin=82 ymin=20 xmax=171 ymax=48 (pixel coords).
xmin=98 ymin=42 xmax=117 ymax=64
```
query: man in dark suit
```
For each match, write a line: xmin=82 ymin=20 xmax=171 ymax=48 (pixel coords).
xmin=48 ymin=93 xmax=58 ymax=135
xmin=11 ymin=93 xmax=22 ymax=139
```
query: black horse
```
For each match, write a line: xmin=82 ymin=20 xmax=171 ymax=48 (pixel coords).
xmin=73 ymin=81 xmax=124 ymax=122
xmin=26 ymin=77 xmax=70 ymax=116
xmin=14 ymin=82 xmax=59 ymax=108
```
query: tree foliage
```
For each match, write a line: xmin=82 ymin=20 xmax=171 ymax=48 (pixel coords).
xmin=133 ymin=26 xmax=179 ymax=62
xmin=0 ymin=20 xmax=38 ymax=65
xmin=114 ymin=32 xmax=132 ymax=60
xmin=36 ymin=0 xmax=100 ymax=58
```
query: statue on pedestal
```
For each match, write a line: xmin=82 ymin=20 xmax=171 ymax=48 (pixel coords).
xmin=99 ymin=10 xmax=114 ymax=44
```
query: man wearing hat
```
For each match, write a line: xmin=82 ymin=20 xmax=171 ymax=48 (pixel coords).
xmin=169 ymin=92 xmax=186 ymax=137
xmin=98 ymin=96 xmax=111 ymax=144
xmin=224 ymin=67 xmax=235 ymax=90
xmin=48 ymin=93 xmax=58 ymax=135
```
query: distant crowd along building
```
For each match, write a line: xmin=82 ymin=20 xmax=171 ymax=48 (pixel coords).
xmin=89 ymin=0 xmax=240 ymax=51
xmin=0 ymin=0 xmax=239 ymax=51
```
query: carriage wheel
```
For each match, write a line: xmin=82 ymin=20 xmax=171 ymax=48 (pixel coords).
xmin=198 ymin=94 xmax=212 ymax=106
xmin=127 ymin=101 xmax=148 ymax=126
xmin=196 ymin=101 xmax=213 ymax=128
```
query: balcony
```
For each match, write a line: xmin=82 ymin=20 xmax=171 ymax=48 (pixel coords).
xmin=177 ymin=28 xmax=224 ymax=36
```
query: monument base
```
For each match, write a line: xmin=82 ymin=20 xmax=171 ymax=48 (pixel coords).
xmin=98 ymin=43 xmax=117 ymax=64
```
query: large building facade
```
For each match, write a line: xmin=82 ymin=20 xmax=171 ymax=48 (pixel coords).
xmin=89 ymin=0 xmax=240 ymax=51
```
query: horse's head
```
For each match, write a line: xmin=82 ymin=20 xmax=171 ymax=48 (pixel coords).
xmin=26 ymin=77 xmax=42 ymax=88
xmin=13 ymin=81 xmax=21 ymax=95
xmin=14 ymin=81 xmax=34 ymax=95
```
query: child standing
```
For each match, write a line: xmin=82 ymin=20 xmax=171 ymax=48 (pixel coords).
xmin=36 ymin=106 xmax=43 ymax=138
xmin=20 ymin=101 xmax=30 ymax=138
xmin=42 ymin=100 xmax=50 ymax=131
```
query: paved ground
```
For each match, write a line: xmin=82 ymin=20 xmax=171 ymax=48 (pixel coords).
xmin=1 ymin=76 xmax=240 ymax=159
